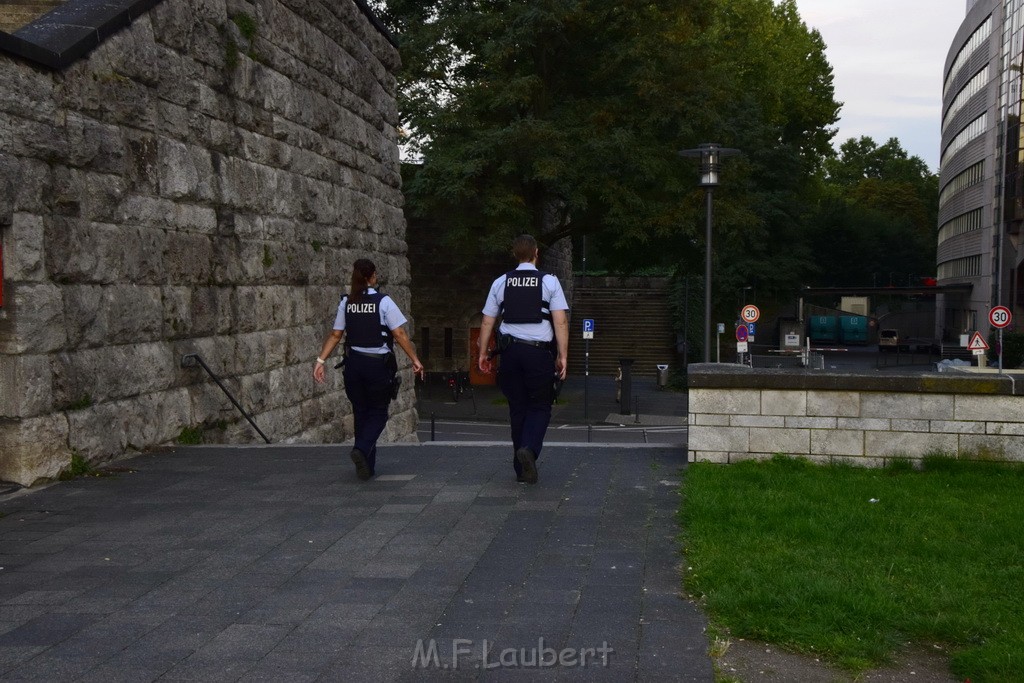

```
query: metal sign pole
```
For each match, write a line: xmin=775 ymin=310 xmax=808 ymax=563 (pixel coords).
xmin=582 ymin=319 xmax=595 ymax=421
xmin=584 ymin=336 xmax=590 ymax=421
xmin=999 ymin=327 xmax=1004 ymax=374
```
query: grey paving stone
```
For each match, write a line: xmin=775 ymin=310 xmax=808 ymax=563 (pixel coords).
xmin=351 ymin=613 xmax=437 ymax=647
xmin=130 ymin=614 xmax=236 ymax=653
xmin=269 ymin=619 xmax=366 ymax=658
xmin=0 ymin=645 xmax=48 ymax=674
xmin=319 ymin=645 xmax=414 ymax=682
xmin=441 ymin=596 xmax=515 ymax=623
xmin=0 ymin=445 xmax=709 ymax=682
xmin=3 ymin=590 xmax=82 ymax=606
xmin=0 ymin=612 xmax=99 ymax=647
xmin=491 ymin=621 xmax=573 ymax=652
xmin=0 ymin=651 xmax=106 ymax=681
xmin=75 ymin=663 xmax=168 ymax=683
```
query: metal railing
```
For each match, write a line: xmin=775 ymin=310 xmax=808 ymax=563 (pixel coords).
xmin=181 ymin=354 xmax=271 ymax=444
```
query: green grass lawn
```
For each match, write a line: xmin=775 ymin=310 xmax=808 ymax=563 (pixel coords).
xmin=679 ymin=455 xmax=1024 ymax=682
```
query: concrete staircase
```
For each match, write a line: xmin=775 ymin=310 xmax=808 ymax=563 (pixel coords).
xmin=0 ymin=0 xmax=62 ymax=33
xmin=569 ymin=276 xmax=678 ymax=378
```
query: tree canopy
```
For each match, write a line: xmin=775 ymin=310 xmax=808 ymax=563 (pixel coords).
xmin=381 ymin=0 xmax=840 ymax=278
xmin=379 ymin=0 xmax=938 ymax=356
xmin=805 ymin=136 xmax=938 ymax=288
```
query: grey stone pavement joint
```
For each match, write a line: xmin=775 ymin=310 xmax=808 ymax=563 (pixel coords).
xmin=0 ymin=444 xmax=711 ymax=682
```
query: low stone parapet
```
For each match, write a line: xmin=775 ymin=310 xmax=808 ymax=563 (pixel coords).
xmin=687 ymin=364 xmax=1024 ymax=465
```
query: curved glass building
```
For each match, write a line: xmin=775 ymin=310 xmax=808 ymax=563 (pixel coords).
xmin=940 ymin=0 xmax=1024 ymax=338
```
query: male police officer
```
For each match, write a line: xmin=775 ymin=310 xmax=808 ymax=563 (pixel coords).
xmin=477 ymin=235 xmax=569 ymax=484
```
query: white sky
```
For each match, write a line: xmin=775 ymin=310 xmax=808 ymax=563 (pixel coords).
xmin=794 ymin=0 xmax=968 ymax=172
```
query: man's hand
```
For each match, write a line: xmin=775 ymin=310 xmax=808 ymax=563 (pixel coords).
xmin=313 ymin=362 xmax=327 ymax=384
xmin=555 ymin=355 xmax=567 ymax=380
xmin=478 ymin=354 xmax=493 ymax=375
xmin=411 ymin=359 xmax=426 ymax=380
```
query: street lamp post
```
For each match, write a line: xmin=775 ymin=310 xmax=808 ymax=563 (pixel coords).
xmin=679 ymin=143 xmax=740 ymax=362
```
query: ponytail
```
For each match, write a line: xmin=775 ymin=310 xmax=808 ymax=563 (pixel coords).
xmin=349 ymin=258 xmax=376 ymax=303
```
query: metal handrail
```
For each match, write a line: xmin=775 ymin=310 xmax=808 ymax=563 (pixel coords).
xmin=181 ymin=354 xmax=271 ymax=444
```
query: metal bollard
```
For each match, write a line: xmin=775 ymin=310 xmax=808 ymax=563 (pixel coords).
xmin=431 ymin=412 xmax=436 ymax=442
xmin=634 ymin=397 xmax=640 ymax=424
xmin=587 ymin=424 xmax=592 ymax=443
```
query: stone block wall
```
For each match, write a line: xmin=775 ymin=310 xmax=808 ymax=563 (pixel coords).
xmin=0 ymin=0 xmax=412 ymax=485
xmin=688 ymin=364 xmax=1024 ymax=465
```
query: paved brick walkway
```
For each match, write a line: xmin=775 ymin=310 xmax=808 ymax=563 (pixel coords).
xmin=0 ymin=444 xmax=711 ymax=681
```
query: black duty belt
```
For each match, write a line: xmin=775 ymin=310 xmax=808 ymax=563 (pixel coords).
xmin=509 ymin=337 xmax=550 ymax=348
xmin=350 ymin=350 xmax=388 ymax=359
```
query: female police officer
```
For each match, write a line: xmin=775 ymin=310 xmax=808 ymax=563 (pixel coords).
xmin=313 ymin=259 xmax=424 ymax=480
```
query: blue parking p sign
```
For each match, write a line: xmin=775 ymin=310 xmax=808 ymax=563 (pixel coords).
xmin=583 ymin=319 xmax=595 ymax=339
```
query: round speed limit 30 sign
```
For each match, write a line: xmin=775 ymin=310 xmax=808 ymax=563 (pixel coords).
xmin=990 ymin=306 xmax=1012 ymax=329
xmin=741 ymin=305 xmax=760 ymax=324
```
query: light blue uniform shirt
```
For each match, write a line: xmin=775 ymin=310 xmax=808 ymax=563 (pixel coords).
xmin=333 ymin=288 xmax=406 ymax=354
xmin=482 ymin=264 xmax=569 ymax=342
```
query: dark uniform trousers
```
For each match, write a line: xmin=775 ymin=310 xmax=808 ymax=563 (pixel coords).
xmin=342 ymin=353 xmax=394 ymax=474
xmin=498 ymin=342 xmax=555 ymax=476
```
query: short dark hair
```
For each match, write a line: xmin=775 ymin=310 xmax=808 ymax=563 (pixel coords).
xmin=511 ymin=234 xmax=538 ymax=262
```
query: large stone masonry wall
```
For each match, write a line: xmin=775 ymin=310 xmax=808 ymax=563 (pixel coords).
xmin=0 ymin=0 xmax=412 ymax=485
xmin=688 ymin=364 xmax=1024 ymax=465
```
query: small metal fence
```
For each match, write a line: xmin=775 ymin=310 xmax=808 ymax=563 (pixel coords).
xmin=748 ymin=352 xmax=824 ymax=369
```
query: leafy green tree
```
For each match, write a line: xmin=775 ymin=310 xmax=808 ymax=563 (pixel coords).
xmin=805 ymin=136 xmax=938 ymax=288
xmin=383 ymin=0 xmax=862 ymax=362
xmin=382 ymin=0 xmax=717 ymax=261
xmin=683 ymin=0 xmax=839 ymax=310
xmin=381 ymin=0 xmax=839 ymax=287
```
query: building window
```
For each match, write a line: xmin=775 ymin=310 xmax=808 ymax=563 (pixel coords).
xmin=940 ymin=113 xmax=987 ymax=170
xmin=938 ymin=161 xmax=984 ymax=207
xmin=420 ymin=327 xmax=430 ymax=360
xmin=937 ymin=255 xmax=982 ymax=279
xmin=943 ymin=66 xmax=990 ymax=133
xmin=944 ymin=14 xmax=992 ymax=97
xmin=937 ymin=208 xmax=984 ymax=243
xmin=444 ymin=327 xmax=453 ymax=359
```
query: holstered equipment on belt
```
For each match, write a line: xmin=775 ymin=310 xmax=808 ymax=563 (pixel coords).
xmin=552 ymin=376 xmax=565 ymax=401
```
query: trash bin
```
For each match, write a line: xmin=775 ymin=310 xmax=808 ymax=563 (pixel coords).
xmin=656 ymin=364 xmax=669 ymax=389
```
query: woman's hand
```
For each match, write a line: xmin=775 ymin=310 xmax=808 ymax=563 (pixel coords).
xmin=313 ymin=361 xmax=327 ymax=384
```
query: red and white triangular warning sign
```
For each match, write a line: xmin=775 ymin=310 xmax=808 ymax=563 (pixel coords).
xmin=967 ymin=331 xmax=989 ymax=351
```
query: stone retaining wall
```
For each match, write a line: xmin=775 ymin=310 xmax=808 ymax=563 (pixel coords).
xmin=687 ymin=364 xmax=1024 ymax=465
xmin=0 ymin=0 xmax=410 ymax=485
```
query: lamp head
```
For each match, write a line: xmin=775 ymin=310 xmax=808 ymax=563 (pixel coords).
xmin=678 ymin=143 xmax=739 ymax=187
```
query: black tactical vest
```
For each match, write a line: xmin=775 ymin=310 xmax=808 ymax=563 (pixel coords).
xmin=500 ymin=270 xmax=552 ymax=324
xmin=345 ymin=292 xmax=392 ymax=348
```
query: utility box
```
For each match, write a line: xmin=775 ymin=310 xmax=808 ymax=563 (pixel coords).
xmin=840 ymin=296 xmax=870 ymax=316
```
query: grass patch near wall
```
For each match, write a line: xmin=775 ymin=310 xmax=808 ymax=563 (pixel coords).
xmin=58 ymin=453 xmax=94 ymax=481
xmin=177 ymin=426 xmax=204 ymax=445
xmin=680 ymin=455 xmax=1024 ymax=681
